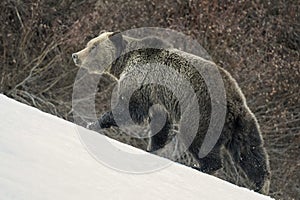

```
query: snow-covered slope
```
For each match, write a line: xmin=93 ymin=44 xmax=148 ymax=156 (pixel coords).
xmin=0 ymin=94 xmax=273 ymax=200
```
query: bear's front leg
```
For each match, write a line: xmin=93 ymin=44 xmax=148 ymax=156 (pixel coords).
xmin=87 ymin=111 xmax=118 ymax=131
xmin=98 ymin=111 xmax=118 ymax=128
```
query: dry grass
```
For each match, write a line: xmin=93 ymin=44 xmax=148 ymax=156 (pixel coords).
xmin=1 ymin=0 xmax=299 ymax=199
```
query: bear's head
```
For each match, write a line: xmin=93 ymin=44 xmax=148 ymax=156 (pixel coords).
xmin=72 ymin=31 xmax=126 ymax=74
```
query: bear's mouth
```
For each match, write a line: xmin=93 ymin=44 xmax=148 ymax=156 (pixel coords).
xmin=74 ymin=60 xmax=81 ymax=67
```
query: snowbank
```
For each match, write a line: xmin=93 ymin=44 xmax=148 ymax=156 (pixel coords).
xmin=0 ymin=94 xmax=273 ymax=200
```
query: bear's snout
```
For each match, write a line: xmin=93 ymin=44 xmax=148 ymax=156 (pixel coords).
xmin=72 ymin=53 xmax=81 ymax=66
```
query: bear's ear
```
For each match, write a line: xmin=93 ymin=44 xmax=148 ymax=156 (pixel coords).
xmin=109 ymin=31 xmax=127 ymax=57
xmin=99 ymin=30 xmax=107 ymax=35
xmin=109 ymin=31 xmax=121 ymax=38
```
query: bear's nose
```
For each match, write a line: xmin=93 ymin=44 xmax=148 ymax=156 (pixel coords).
xmin=72 ymin=53 xmax=81 ymax=66
xmin=72 ymin=53 xmax=78 ymax=60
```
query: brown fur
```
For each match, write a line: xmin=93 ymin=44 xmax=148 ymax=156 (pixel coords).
xmin=73 ymin=32 xmax=270 ymax=194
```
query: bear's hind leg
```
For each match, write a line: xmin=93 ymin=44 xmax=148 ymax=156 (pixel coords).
xmin=190 ymin=143 xmax=223 ymax=174
xmin=227 ymin=113 xmax=270 ymax=194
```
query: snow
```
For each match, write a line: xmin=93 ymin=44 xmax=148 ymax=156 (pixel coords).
xmin=0 ymin=94 xmax=274 ymax=200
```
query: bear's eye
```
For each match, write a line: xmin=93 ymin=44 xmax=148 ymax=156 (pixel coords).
xmin=91 ymin=44 xmax=97 ymax=50
xmin=90 ymin=42 xmax=99 ymax=52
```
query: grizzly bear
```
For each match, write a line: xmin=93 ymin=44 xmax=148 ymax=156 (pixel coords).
xmin=72 ymin=31 xmax=270 ymax=194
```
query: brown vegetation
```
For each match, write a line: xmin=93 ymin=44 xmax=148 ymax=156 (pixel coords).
xmin=0 ymin=0 xmax=299 ymax=199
